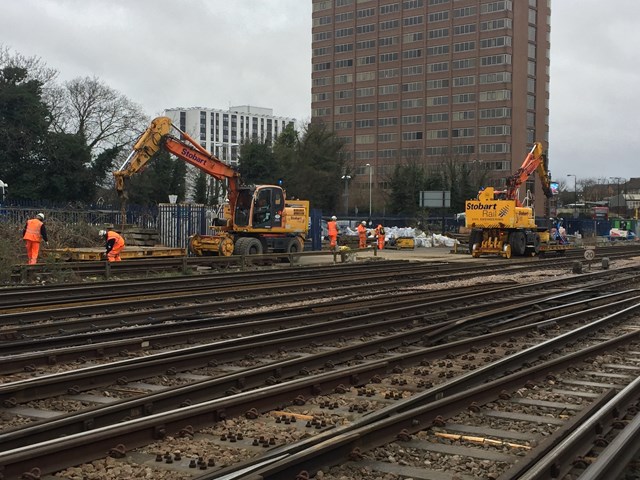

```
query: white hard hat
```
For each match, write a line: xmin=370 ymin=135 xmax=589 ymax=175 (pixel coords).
xmin=331 ymin=216 xmax=337 ymax=220
xmin=36 ymin=213 xmax=45 ymax=220
xmin=98 ymin=230 xmax=107 ymax=236
xmin=361 ymin=220 xmax=366 ymax=225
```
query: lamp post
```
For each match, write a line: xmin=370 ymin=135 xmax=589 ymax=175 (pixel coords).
xmin=609 ymin=177 xmax=624 ymax=216
xmin=567 ymin=174 xmax=577 ymax=218
xmin=365 ymin=163 xmax=372 ymax=220
xmin=341 ymin=175 xmax=351 ymax=215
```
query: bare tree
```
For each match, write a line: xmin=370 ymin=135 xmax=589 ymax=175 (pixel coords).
xmin=51 ymin=76 xmax=148 ymax=154
xmin=0 ymin=45 xmax=58 ymax=86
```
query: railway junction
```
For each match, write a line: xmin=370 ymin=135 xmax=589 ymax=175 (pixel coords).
xmin=1 ymin=244 xmax=640 ymax=479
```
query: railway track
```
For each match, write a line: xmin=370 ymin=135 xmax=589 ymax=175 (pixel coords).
xmin=1 ymin=249 xmax=640 ymax=479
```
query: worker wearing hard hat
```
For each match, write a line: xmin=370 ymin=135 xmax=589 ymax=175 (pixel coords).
xmin=374 ymin=224 xmax=386 ymax=250
xmin=357 ymin=220 xmax=368 ymax=249
xmin=99 ymin=229 xmax=125 ymax=262
xmin=327 ymin=215 xmax=339 ymax=250
xmin=22 ymin=212 xmax=48 ymax=264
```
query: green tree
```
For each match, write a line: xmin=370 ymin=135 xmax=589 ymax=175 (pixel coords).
xmin=388 ymin=162 xmax=440 ymax=216
xmin=126 ymin=150 xmax=186 ymax=206
xmin=0 ymin=65 xmax=51 ymax=199
xmin=192 ymin=171 xmax=208 ymax=204
xmin=285 ymin=122 xmax=345 ymax=212
xmin=238 ymin=140 xmax=276 ymax=185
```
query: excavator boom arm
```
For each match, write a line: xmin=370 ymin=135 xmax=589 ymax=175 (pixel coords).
xmin=114 ymin=116 xmax=240 ymax=197
xmin=505 ymin=142 xmax=550 ymax=202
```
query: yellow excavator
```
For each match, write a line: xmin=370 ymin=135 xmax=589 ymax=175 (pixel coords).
xmin=465 ymin=142 xmax=569 ymax=258
xmin=114 ymin=117 xmax=309 ymax=256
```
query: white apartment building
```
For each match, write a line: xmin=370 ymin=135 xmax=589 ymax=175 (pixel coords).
xmin=164 ymin=106 xmax=295 ymax=167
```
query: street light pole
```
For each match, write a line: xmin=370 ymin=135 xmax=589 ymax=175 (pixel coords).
xmin=609 ymin=177 xmax=624 ymax=216
xmin=366 ymin=163 xmax=372 ymax=220
xmin=341 ymin=175 xmax=351 ymax=215
xmin=567 ymin=174 xmax=577 ymax=218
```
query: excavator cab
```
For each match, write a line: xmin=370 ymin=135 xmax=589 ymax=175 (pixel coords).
xmin=251 ymin=186 xmax=284 ymax=229
xmin=233 ymin=186 xmax=284 ymax=230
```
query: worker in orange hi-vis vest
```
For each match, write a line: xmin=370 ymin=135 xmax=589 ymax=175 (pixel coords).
xmin=22 ymin=212 xmax=48 ymax=265
xmin=99 ymin=229 xmax=125 ymax=262
xmin=374 ymin=224 xmax=386 ymax=250
xmin=327 ymin=215 xmax=339 ymax=250
xmin=357 ymin=220 xmax=368 ymax=249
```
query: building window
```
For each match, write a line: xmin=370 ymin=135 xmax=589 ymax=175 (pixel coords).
xmin=452 ymin=58 xmax=476 ymax=69
xmin=480 ymin=107 xmax=511 ymax=119
xmin=403 ymin=65 xmax=424 ymax=76
xmin=356 ymin=103 xmax=376 ymax=113
xmin=335 ymin=28 xmax=354 ymax=38
xmin=402 ymin=81 xmax=423 ymax=92
xmin=380 ymin=19 xmax=400 ymax=30
xmin=313 ymin=16 xmax=332 ymax=27
xmin=454 ymin=6 xmax=476 ymax=18
xmin=313 ymin=76 xmax=331 ymax=87
xmin=357 ymin=39 xmax=376 ymax=49
xmin=454 ymin=41 xmax=476 ymax=53
xmin=426 ymin=146 xmax=449 ymax=156
xmin=428 ymin=11 xmax=449 ymax=23
xmin=314 ymin=47 xmax=330 ymax=57
xmin=480 ymin=1 xmax=513 ymax=14
xmin=334 ymin=43 xmax=354 ymax=53
xmin=357 ymin=55 xmax=376 ymax=66
xmin=334 ymin=121 xmax=352 ymax=130
xmin=403 ymin=48 xmax=423 ymax=59
xmin=426 ymin=129 xmax=449 ymax=139
xmin=452 ymin=110 xmax=475 ymax=121
xmin=356 ymin=87 xmax=375 ymax=97
xmin=427 ymin=96 xmax=449 ymax=106
xmin=313 ymin=62 xmax=331 ymax=71
xmin=314 ymin=31 xmax=332 ymax=41
xmin=427 ymin=61 xmax=449 ymax=73
xmin=479 ymin=125 xmax=511 ymax=136
xmin=404 ymin=15 xmax=424 ymax=27
xmin=380 ymin=52 xmax=400 ymax=62
xmin=334 ymin=73 xmax=353 ymax=84
xmin=480 ymin=54 xmax=512 ymax=66
xmin=355 ymin=134 xmax=375 ymax=144
xmin=429 ymin=28 xmax=449 ymax=39
xmin=356 ymin=72 xmax=376 ymax=83
xmin=479 ymin=72 xmax=512 ymax=84
xmin=453 ymin=75 xmax=476 ymax=87
xmin=378 ymin=132 xmax=398 ymax=142
xmin=481 ymin=18 xmax=513 ymax=31
xmin=379 ymin=36 xmax=400 ymax=47
xmin=378 ymin=100 xmax=399 ymax=111
xmin=453 ymin=93 xmax=476 ymax=104
xmin=379 ymin=68 xmax=400 ymax=79
xmin=479 ymin=143 xmax=511 ymax=153
xmin=451 ymin=128 xmax=476 ymax=138
xmin=403 ymin=32 xmax=424 ymax=43
xmin=454 ymin=24 xmax=476 ymax=35
xmin=357 ymin=23 xmax=376 ymax=34
xmin=402 ymin=115 xmax=422 ymax=125
xmin=335 ymin=12 xmax=354 ymax=23
xmin=336 ymin=89 xmax=354 ymax=99
xmin=427 ymin=78 xmax=450 ymax=89
xmin=379 ymin=84 xmax=399 ymax=95
xmin=379 ymin=3 xmax=400 ymax=14
xmin=336 ymin=105 xmax=354 ymax=114
xmin=335 ymin=59 xmax=354 ymax=68
xmin=357 ymin=7 xmax=375 ymax=18
xmin=404 ymin=0 xmax=424 ymax=8
xmin=402 ymin=98 xmax=424 ymax=108
xmin=426 ymin=112 xmax=449 ymax=122
xmin=479 ymin=90 xmax=511 ymax=101
xmin=403 ymin=131 xmax=424 ymax=141
xmin=480 ymin=36 xmax=512 ymax=49
xmin=427 ymin=44 xmax=450 ymax=56
xmin=378 ymin=116 xmax=399 ymax=127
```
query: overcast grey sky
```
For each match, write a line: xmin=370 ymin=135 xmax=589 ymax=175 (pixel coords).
xmin=2 ymin=0 xmax=639 ymax=185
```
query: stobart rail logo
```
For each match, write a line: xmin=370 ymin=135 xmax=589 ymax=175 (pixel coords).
xmin=466 ymin=202 xmax=496 ymax=210
xmin=181 ymin=148 xmax=207 ymax=166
